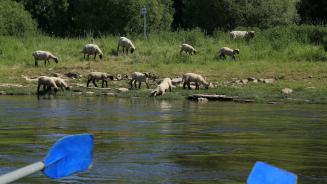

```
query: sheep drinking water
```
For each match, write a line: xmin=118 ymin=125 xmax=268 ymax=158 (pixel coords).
xmin=150 ymin=78 xmax=172 ymax=97
xmin=33 ymin=51 xmax=58 ymax=67
xmin=218 ymin=47 xmax=240 ymax=61
xmin=87 ymin=72 xmax=114 ymax=88
xmin=182 ymin=73 xmax=209 ymax=90
xmin=37 ymin=76 xmax=58 ymax=95
xmin=117 ymin=37 xmax=135 ymax=55
xmin=82 ymin=44 xmax=103 ymax=60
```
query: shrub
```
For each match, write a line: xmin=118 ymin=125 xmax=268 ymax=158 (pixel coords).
xmin=0 ymin=0 xmax=37 ymax=36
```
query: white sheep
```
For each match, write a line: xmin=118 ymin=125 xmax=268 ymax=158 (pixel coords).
xmin=218 ymin=47 xmax=240 ymax=60
xmin=37 ymin=76 xmax=59 ymax=95
xmin=33 ymin=50 xmax=58 ymax=67
xmin=51 ymin=77 xmax=70 ymax=91
xmin=180 ymin=43 xmax=197 ymax=55
xmin=87 ymin=72 xmax=114 ymax=88
xmin=129 ymin=72 xmax=156 ymax=89
xmin=229 ymin=31 xmax=255 ymax=40
xmin=182 ymin=73 xmax=209 ymax=90
xmin=150 ymin=78 xmax=172 ymax=97
xmin=117 ymin=37 xmax=136 ymax=55
xmin=82 ymin=44 xmax=103 ymax=60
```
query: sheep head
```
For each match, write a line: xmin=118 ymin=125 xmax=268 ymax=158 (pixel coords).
xmin=233 ymin=49 xmax=240 ymax=54
xmin=130 ymin=48 xmax=135 ymax=53
xmin=99 ymin=54 xmax=103 ymax=59
xmin=54 ymin=58 xmax=59 ymax=63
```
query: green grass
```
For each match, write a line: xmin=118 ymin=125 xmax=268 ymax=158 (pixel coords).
xmin=0 ymin=25 xmax=326 ymax=103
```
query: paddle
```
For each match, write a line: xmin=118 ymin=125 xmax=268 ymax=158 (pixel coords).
xmin=247 ymin=161 xmax=297 ymax=184
xmin=0 ymin=134 xmax=94 ymax=184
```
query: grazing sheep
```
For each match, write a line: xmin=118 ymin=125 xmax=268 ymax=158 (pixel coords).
xmin=180 ymin=43 xmax=197 ymax=55
xmin=150 ymin=78 xmax=172 ymax=97
xmin=218 ymin=47 xmax=240 ymax=61
xmin=87 ymin=72 xmax=114 ymax=88
xmin=51 ymin=77 xmax=70 ymax=91
xmin=82 ymin=44 xmax=103 ymax=60
xmin=37 ymin=76 xmax=58 ymax=95
xmin=182 ymin=73 xmax=209 ymax=90
xmin=117 ymin=37 xmax=135 ymax=55
xmin=129 ymin=72 xmax=156 ymax=89
xmin=33 ymin=50 xmax=58 ymax=67
xmin=229 ymin=31 xmax=255 ymax=40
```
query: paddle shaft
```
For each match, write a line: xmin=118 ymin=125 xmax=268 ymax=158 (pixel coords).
xmin=0 ymin=161 xmax=45 ymax=184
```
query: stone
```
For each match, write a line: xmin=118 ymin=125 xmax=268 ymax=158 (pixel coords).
xmin=85 ymin=91 xmax=95 ymax=95
xmin=116 ymin=88 xmax=129 ymax=92
xmin=172 ymin=78 xmax=183 ymax=85
xmin=282 ymin=88 xmax=293 ymax=94
xmin=0 ymin=91 xmax=6 ymax=95
xmin=73 ymin=92 xmax=83 ymax=95
xmin=241 ymin=79 xmax=248 ymax=84
xmin=263 ymin=79 xmax=275 ymax=84
xmin=65 ymin=72 xmax=81 ymax=79
xmin=247 ymin=77 xmax=256 ymax=81
xmin=103 ymin=92 xmax=115 ymax=96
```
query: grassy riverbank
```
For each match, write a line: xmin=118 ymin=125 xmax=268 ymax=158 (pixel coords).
xmin=0 ymin=25 xmax=327 ymax=103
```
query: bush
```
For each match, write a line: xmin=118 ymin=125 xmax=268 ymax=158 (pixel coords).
xmin=0 ymin=0 xmax=37 ymax=36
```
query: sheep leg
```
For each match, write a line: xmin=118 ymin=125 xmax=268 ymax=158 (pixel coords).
xmin=134 ymin=80 xmax=138 ymax=88
xmin=35 ymin=59 xmax=38 ymax=67
xmin=44 ymin=60 xmax=47 ymax=66
xmin=122 ymin=47 xmax=125 ymax=54
xmin=138 ymin=81 xmax=142 ymax=89
xmin=104 ymin=80 xmax=108 ymax=87
xmin=126 ymin=48 xmax=129 ymax=55
xmin=183 ymin=82 xmax=187 ymax=89
xmin=87 ymin=54 xmax=90 ymax=60
xmin=145 ymin=82 xmax=150 ymax=89
xmin=94 ymin=53 xmax=97 ymax=60
xmin=37 ymin=84 xmax=42 ymax=95
xmin=117 ymin=45 xmax=120 ymax=54
xmin=129 ymin=80 xmax=134 ymax=89
xmin=87 ymin=79 xmax=92 ymax=87
xmin=92 ymin=79 xmax=98 ymax=87
xmin=195 ymin=82 xmax=199 ymax=90
xmin=84 ymin=53 xmax=86 ymax=60
xmin=232 ymin=55 xmax=236 ymax=61
xmin=169 ymin=86 xmax=172 ymax=92
xmin=187 ymin=82 xmax=191 ymax=90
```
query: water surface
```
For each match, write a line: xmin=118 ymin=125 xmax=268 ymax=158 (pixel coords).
xmin=0 ymin=96 xmax=326 ymax=183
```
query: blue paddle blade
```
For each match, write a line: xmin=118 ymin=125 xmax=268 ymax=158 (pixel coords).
xmin=43 ymin=134 xmax=94 ymax=179
xmin=247 ymin=162 xmax=297 ymax=184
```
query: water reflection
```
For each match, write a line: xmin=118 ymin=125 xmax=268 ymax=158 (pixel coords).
xmin=0 ymin=96 xmax=326 ymax=183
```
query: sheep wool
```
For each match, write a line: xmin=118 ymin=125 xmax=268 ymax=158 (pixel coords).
xmin=87 ymin=72 xmax=113 ymax=88
xmin=218 ymin=47 xmax=240 ymax=60
xmin=51 ymin=77 xmax=70 ymax=90
xmin=33 ymin=50 xmax=58 ymax=67
xmin=117 ymin=37 xmax=136 ymax=55
xmin=150 ymin=78 xmax=172 ymax=97
xmin=82 ymin=44 xmax=103 ymax=60
xmin=180 ymin=43 xmax=197 ymax=55
xmin=37 ymin=76 xmax=59 ymax=94
xmin=182 ymin=73 xmax=209 ymax=90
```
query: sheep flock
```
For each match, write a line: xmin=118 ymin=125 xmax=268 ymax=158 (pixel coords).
xmin=29 ymin=31 xmax=254 ymax=97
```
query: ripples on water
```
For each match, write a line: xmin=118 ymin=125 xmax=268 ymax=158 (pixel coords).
xmin=0 ymin=96 xmax=327 ymax=183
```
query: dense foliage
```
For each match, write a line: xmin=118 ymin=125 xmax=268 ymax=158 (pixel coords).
xmin=1 ymin=0 xmax=325 ymax=36
xmin=16 ymin=0 xmax=173 ymax=37
xmin=0 ymin=0 xmax=37 ymax=36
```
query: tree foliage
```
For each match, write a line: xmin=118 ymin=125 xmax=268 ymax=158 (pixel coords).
xmin=298 ymin=0 xmax=327 ymax=24
xmin=0 ymin=0 xmax=37 ymax=36
xmin=17 ymin=0 xmax=173 ymax=37
xmin=179 ymin=0 xmax=299 ymax=33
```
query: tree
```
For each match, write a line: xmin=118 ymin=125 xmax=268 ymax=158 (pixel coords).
xmin=0 ymin=0 xmax=37 ymax=36
xmin=298 ymin=0 xmax=327 ymax=24
xmin=179 ymin=0 xmax=299 ymax=33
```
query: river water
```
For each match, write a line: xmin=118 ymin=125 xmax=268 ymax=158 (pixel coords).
xmin=0 ymin=96 xmax=326 ymax=183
